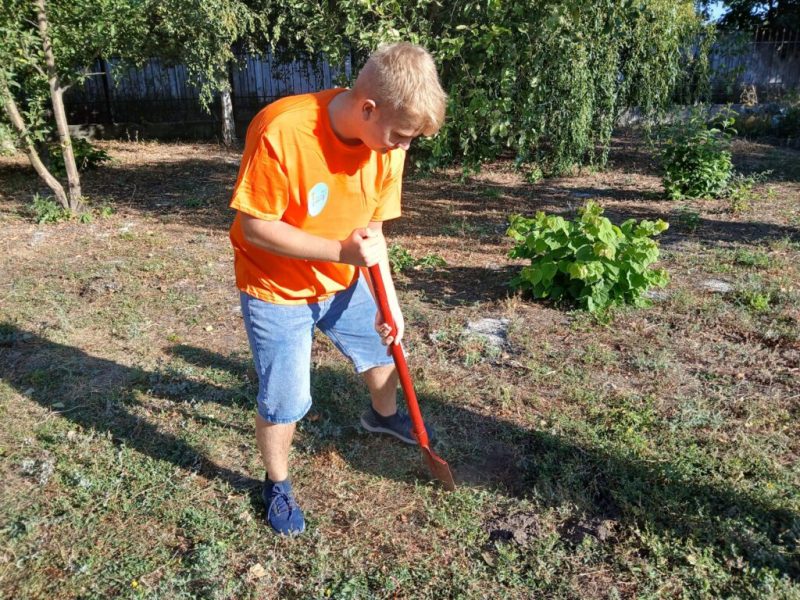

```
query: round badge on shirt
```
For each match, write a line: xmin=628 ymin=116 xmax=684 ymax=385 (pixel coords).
xmin=307 ymin=182 xmax=329 ymax=217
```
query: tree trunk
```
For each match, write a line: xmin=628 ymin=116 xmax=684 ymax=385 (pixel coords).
xmin=1 ymin=79 xmax=69 ymax=208
xmin=34 ymin=0 xmax=84 ymax=214
xmin=220 ymin=87 xmax=236 ymax=147
xmin=221 ymin=61 xmax=237 ymax=147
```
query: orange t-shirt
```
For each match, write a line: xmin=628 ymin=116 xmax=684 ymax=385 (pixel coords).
xmin=229 ymin=89 xmax=405 ymax=304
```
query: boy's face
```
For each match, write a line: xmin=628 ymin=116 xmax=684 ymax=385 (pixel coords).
xmin=360 ymin=101 xmax=420 ymax=154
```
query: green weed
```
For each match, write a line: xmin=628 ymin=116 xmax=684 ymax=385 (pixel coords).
xmin=30 ymin=194 xmax=70 ymax=224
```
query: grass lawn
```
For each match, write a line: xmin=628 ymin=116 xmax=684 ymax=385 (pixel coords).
xmin=0 ymin=133 xmax=798 ymax=599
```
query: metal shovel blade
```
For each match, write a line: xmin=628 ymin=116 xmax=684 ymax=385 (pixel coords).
xmin=420 ymin=445 xmax=456 ymax=491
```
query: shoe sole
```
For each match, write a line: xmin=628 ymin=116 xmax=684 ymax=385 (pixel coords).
xmin=360 ymin=416 xmax=417 ymax=445
xmin=271 ymin=524 xmax=305 ymax=536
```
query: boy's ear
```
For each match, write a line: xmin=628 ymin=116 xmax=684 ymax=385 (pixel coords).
xmin=361 ymin=99 xmax=377 ymax=120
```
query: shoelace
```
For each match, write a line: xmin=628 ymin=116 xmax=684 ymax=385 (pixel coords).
xmin=268 ymin=490 xmax=298 ymax=518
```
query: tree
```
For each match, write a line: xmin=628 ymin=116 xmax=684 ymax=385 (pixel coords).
xmin=135 ymin=0 xmax=260 ymax=146
xmin=700 ymin=0 xmax=800 ymax=30
xmin=0 ymin=0 xmax=144 ymax=214
xmin=267 ymin=0 xmax=706 ymax=174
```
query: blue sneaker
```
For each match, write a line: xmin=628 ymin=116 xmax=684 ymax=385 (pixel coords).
xmin=360 ymin=406 xmax=437 ymax=445
xmin=262 ymin=478 xmax=305 ymax=536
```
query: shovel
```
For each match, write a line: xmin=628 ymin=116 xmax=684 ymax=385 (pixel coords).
xmin=368 ymin=264 xmax=456 ymax=491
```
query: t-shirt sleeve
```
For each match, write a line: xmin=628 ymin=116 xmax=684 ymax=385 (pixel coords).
xmin=229 ymin=135 xmax=289 ymax=221
xmin=371 ymin=149 xmax=405 ymax=222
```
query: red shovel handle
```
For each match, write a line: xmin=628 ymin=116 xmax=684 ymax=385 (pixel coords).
xmin=368 ymin=264 xmax=430 ymax=448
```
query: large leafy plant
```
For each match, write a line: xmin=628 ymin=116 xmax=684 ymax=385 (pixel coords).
xmin=507 ymin=201 xmax=669 ymax=312
xmin=660 ymin=108 xmax=735 ymax=199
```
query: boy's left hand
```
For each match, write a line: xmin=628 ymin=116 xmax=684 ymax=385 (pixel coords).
xmin=375 ymin=305 xmax=404 ymax=352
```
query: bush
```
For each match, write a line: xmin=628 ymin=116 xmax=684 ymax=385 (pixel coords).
xmin=660 ymin=108 xmax=735 ymax=200
xmin=30 ymin=194 xmax=71 ymax=224
xmin=48 ymin=138 xmax=111 ymax=177
xmin=733 ymin=96 xmax=800 ymax=141
xmin=507 ymin=201 xmax=669 ymax=312
xmin=274 ymin=0 xmax=704 ymax=174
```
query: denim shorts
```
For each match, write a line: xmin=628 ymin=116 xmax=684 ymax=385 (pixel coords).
xmin=240 ymin=276 xmax=395 ymax=424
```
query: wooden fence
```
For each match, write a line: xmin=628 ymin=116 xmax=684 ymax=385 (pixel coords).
xmin=64 ymin=30 xmax=799 ymax=136
xmin=65 ymin=51 xmax=351 ymax=130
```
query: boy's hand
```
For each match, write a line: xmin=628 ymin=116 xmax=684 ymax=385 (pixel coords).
xmin=375 ymin=304 xmax=404 ymax=351
xmin=340 ymin=227 xmax=387 ymax=267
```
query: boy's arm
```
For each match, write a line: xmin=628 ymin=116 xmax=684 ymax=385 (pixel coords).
xmin=360 ymin=221 xmax=405 ymax=348
xmin=239 ymin=213 xmax=386 ymax=267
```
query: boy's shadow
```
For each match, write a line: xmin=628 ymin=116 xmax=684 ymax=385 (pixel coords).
xmin=2 ymin=326 xmax=798 ymax=579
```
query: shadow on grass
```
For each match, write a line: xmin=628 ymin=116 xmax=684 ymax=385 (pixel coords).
xmin=394 ymin=265 xmax=519 ymax=307
xmin=0 ymin=325 xmax=263 ymax=515
xmin=3 ymin=148 xmax=797 ymax=256
xmin=2 ymin=325 xmax=798 ymax=579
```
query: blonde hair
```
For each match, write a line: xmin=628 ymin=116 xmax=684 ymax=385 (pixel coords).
xmin=353 ymin=42 xmax=447 ymax=136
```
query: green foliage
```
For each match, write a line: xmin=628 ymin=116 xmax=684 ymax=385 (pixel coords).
xmin=734 ymin=97 xmax=800 ymax=140
xmin=725 ymin=170 xmax=773 ymax=214
xmin=389 ymin=242 xmax=415 ymax=273
xmin=416 ymin=253 xmax=447 ymax=270
xmin=781 ymin=102 xmax=800 ymax=138
xmin=0 ymin=121 xmax=16 ymax=155
xmin=271 ymin=0 xmax=704 ymax=174
xmin=660 ymin=108 xmax=736 ymax=200
xmin=98 ymin=204 xmax=115 ymax=218
xmin=676 ymin=206 xmax=701 ymax=233
xmin=388 ymin=242 xmax=447 ymax=274
xmin=141 ymin=0 xmax=258 ymax=111
xmin=1 ymin=0 xmax=147 ymax=139
xmin=48 ymin=138 xmax=110 ymax=177
xmin=507 ymin=201 xmax=669 ymax=312
xmin=701 ymin=0 xmax=800 ymax=31
xmin=30 ymin=194 xmax=70 ymax=224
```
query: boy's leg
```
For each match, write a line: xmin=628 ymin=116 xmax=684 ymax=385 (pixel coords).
xmin=362 ymin=364 xmax=398 ymax=417
xmin=318 ymin=277 xmax=435 ymax=444
xmin=240 ymin=291 xmax=315 ymax=535
xmin=255 ymin=415 xmax=294 ymax=482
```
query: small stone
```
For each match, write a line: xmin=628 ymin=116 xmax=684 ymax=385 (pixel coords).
xmin=643 ymin=289 xmax=669 ymax=301
xmin=701 ymin=279 xmax=734 ymax=294
xmin=464 ymin=318 xmax=510 ymax=348
xmin=204 ymin=325 xmax=214 ymax=332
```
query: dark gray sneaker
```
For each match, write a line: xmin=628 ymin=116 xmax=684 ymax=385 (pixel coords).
xmin=360 ymin=406 xmax=437 ymax=445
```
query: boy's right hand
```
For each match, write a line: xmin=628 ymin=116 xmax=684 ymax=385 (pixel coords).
xmin=340 ymin=228 xmax=386 ymax=267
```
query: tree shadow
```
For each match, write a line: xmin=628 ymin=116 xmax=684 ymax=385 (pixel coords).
xmin=307 ymin=366 xmax=800 ymax=579
xmin=0 ymin=324 xmax=263 ymax=514
xmin=393 ymin=265 xmax=518 ymax=307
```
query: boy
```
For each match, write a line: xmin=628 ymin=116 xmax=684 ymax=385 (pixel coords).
xmin=229 ymin=43 xmax=447 ymax=535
